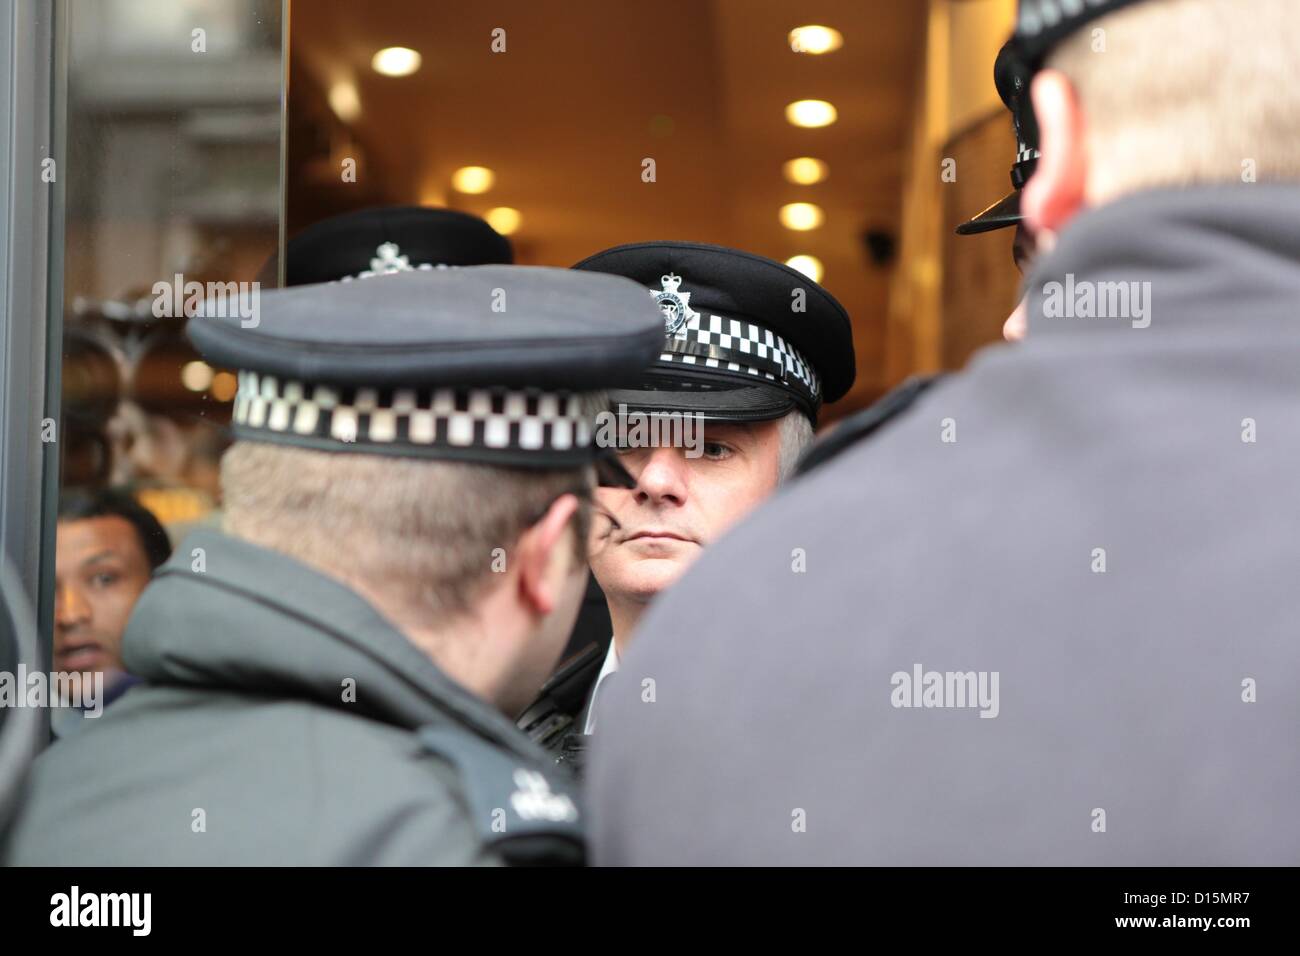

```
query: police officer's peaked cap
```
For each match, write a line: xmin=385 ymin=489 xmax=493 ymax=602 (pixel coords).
xmin=958 ymin=1 xmax=1154 ymax=235
xmin=956 ymin=41 xmax=1040 ymax=236
xmin=284 ymin=205 xmax=513 ymax=286
xmin=187 ymin=267 xmax=665 ymax=484
xmin=1012 ymin=0 xmax=1149 ymax=70
xmin=572 ymin=241 xmax=855 ymax=426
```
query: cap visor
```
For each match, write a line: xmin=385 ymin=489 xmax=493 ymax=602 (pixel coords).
xmin=608 ymin=381 xmax=797 ymax=423
xmin=954 ymin=190 xmax=1022 ymax=236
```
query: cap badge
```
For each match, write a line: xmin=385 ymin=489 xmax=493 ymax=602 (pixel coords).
xmin=370 ymin=241 xmax=413 ymax=274
xmin=650 ymin=273 xmax=698 ymax=335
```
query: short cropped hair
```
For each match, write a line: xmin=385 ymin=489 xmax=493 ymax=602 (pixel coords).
xmin=1047 ymin=0 xmax=1300 ymax=200
xmin=58 ymin=488 xmax=172 ymax=571
xmin=221 ymin=442 xmax=595 ymax=621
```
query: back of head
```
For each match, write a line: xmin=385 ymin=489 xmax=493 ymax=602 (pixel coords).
xmin=1048 ymin=0 xmax=1300 ymax=202
xmin=220 ymin=431 xmax=597 ymax=624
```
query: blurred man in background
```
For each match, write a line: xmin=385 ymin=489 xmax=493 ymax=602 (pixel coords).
xmin=52 ymin=489 xmax=171 ymax=737
xmin=588 ymin=0 xmax=1300 ymax=865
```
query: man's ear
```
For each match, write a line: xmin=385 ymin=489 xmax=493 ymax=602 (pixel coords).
xmin=1021 ymin=69 xmax=1089 ymax=238
xmin=515 ymin=494 xmax=581 ymax=617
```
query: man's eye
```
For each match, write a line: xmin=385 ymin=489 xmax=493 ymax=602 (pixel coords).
xmin=90 ymin=572 xmax=119 ymax=587
xmin=702 ymin=442 xmax=732 ymax=459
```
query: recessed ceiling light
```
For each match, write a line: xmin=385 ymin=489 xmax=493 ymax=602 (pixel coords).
xmin=180 ymin=360 xmax=213 ymax=392
xmin=371 ymin=47 xmax=422 ymax=77
xmin=779 ymin=202 xmax=825 ymax=231
xmin=789 ymin=26 xmax=843 ymax=55
xmin=785 ymin=99 xmax=838 ymax=129
xmin=783 ymin=157 xmax=829 ymax=185
xmin=327 ymin=81 xmax=361 ymax=122
xmin=451 ymin=166 xmax=495 ymax=194
xmin=485 ymin=207 xmax=522 ymax=235
xmin=210 ymin=371 xmax=238 ymax=402
xmin=785 ymin=255 xmax=825 ymax=283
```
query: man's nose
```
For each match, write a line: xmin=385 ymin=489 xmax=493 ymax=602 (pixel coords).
xmin=1003 ymin=297 xmax=1028 ymax=342
xmin=632 ymin=447 xmax=689 ymax=507
xmin=55 ymin=583 xmax=91 ymax=632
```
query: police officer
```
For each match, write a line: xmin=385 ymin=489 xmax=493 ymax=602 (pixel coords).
xmin=517 ymin=241 xmax=855 ymax=774
xmin=3 ymin=265 xmax=662 ymax=865
xmin=587 ymin=0 xmax=1300 ymax=865
xmin=955 ymin=42 xmax=1039 ymax=242
xmin=956 ymin=40 xmax=1042 ymax=342
xmin=281 ymin=204 xmax=513 ymax=285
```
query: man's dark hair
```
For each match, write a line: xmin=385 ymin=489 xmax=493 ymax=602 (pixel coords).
xmin=57 ymin=488 xmax=172 ymax=571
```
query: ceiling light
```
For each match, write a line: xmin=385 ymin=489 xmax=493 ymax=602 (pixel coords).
xmin=180 ymin=360 xmax=213 ymax=392
xmin=789 ymin=26 xmax=843 ymax=55
xmin=451 ymin=166 xmax=495 ymax=194
xmin=485 ymin=207 xmax=521 ymax=235
xmin=783 ymin=157 xmax=829 ymax=185
xmin=371 ymin=47 xmax=422 ymax=77
xmin=785 ymin=99 xmax=838 ymax=128
xmin=327 ymin=81 xmax=361 ymax=122
xmin=779 ymin=203 xmax=825 ymax=231
xmin=785 ymin=255 xmax=825 ymax=283
xmin=210 ymin=371 xmax=238 ymax=402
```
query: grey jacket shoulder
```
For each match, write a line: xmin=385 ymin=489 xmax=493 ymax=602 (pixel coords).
xmin=3 ymin=687 xmax=499 ymax=866
xmin=587 ymin=190 xmax=1300 ymax=865
xmin=4 ymin=529 xmax=585 ymax=866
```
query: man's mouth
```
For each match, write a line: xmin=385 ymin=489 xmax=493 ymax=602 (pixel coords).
xmin=623 ymin=530 xmax=696 ymax=545
xmin=55 ymin=643 xmax=107 ymax=671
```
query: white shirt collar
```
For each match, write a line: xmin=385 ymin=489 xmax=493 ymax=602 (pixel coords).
xmin=582 ymin=638 xmax=621 ymax=735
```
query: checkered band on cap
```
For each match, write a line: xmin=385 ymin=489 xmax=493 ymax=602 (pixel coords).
xmin=231 ymin=370 xmax=594 ymax=460
xmin=1018 ymin=0 xmax=1109 ymax=37
xmin=1010 ymin=143 xmax=1042 ymax=189
xmin=656 ymin=312 xmax=821 ymax=403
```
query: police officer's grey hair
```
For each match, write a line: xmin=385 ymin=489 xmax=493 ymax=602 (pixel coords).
xmin=776 ymin=410 xmax=815 ymax=482
xmin=221 ymin=393 xmax=605 ymax=621
xmin=1048 ymin=0 xmax=1300 ymax=201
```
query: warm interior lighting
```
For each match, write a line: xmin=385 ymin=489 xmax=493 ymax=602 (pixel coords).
xmin=783 ymin=157 xmax=829 ymax=185
xmin=180 ymin=360 xmax=213 ymax=392
xmin=785 ymin=255 xmax=825 ymax=282
xmin=210 ymin=371 xmax=238 ymax=402
xmin=327 ymin=81 xmax=361 ymax=122
xmin=789 ymin=26 xmax=843 ymax=55
xmin=371 ymin=47 xmax=422 ymax=77
xmin=451 ymin=166 xmax=495 ymax=194
xmin=779 ymin=202 xmax=825 ymax=231
xmin=484 ymin=207 xmax=522 ymax=235
xmin=785 ymin=99 xmax=838 ymax=128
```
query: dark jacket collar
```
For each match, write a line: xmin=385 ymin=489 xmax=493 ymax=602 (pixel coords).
xmin=1024 ymin=185 xmax=1300 ymax=339
xmin=122 ymin=527 xmax=538 ymax=759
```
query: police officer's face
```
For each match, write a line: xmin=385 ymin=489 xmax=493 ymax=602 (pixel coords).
xmin=589 ymin=420 xmax=783 ymax=603
xmin=53 ymin=516 xmax=153 ymax=677
xmin=1004 ymin=224 xmax=1039 ymax=342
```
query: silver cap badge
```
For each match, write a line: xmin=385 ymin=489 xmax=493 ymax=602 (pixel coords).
xmin=650 ymin=273 xmax=698 ymax=335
